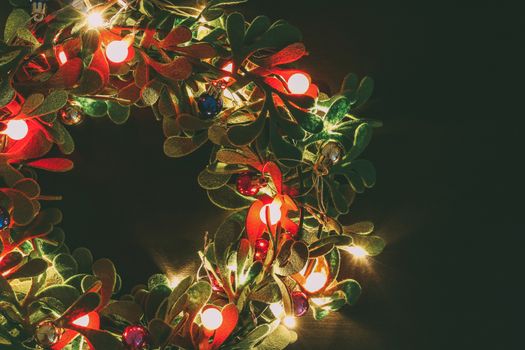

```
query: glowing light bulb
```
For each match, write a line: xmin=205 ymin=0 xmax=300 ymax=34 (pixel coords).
xmin=259 ymin=200 xmax=282 ymax=225
xmin=201 ymin=307 xmax=223 ymax=331
xmin=283 ymin=316 xmax=296 ymax=329
xmin=303 ymin=271 xmax=328 ymax=293
xmin=222 ymin=62 xmax=233 ymax=73
xmin=4 ymin=120 xmax=28 ymax=140
xmin=86 ymin=11 xmax=105 ymax=28
xmin=72 ymin=314 xmax=90 ymax=327
xmin=57 ymin=50 xmax=68 ymax=65
xmin=345 ymin=246 xmax=368 ymax=258
xmin=269 ymin=303 xmax=285 ymax=318
xmin=105 ymin=40 xmax=129 ymax=63
xmin=287 ymin=73 xmax=310 ymax=94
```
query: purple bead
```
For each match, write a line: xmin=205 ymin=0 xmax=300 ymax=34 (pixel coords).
xmin=292 ymin=291 xmax=309 ymax=317
xmin=122 ymin=325 xmax=150 ymax=350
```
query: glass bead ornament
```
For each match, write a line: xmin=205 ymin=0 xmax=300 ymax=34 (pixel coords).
xmin=59 ymin=106 xmax=84 ymax=126
xmin=291 ymin=291 xmax=309 ymax=317
xmin=197 ymin=93 xmax=223 ymax=119
xmin=236 ymin=173 xmax=267 ymax=196
xmin=34 ymin=320 xmax=62 ymax=347
xmin=30 ymin=0 xmax=48 ymax=22
xmin=0 ymin=206 xmax=10 ymax=230
xmin=314 ymin=141 xmax=345 ymax=175
xmin=122 ymin=325 xmax=151 ymax=350
xmin=254 ymin=239 xmax=269 ymax=261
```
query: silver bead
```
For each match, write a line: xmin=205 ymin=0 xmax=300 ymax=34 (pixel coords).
xmin=35 ymin=320 xmax=62 ymax=347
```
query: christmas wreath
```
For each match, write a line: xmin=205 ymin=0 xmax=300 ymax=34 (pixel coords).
xmin=0 ymin=1 xmax=384 ymax=349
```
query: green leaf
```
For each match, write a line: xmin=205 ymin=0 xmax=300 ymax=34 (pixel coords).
xmin=53 ymin=253 xmax=78 ymax=280
xmin=343 ymin=221 xmax=374 ymax=235
xmin=208 ymin=185 xmax=254 ymax=210
xmin=148 ymin=274 xmax=170 ymax=290
xmin=92 ymin=258 xmax=116 ymax=308
xmin=214 ymin=211 xmax=245 ymax=269
xmin=107 ymin=102 xmax=130 ymax=124
xmin=148 ymin=318 xmax=172 ymax=347
xmin=146 ymin=285 xmax=171 ymax=321
xmin=72 ymin=248 xmax=94 ymax=273
xmin=0 ymin=77 xmax=15 ymax=108
xmin=163 ymin=132 xmax=208 ymax=158
xmin=274 ymin=241 xmax=308 ymax=276
xmin=325 ymin=96 xmax=350 ymax=125
xmin=29 ymin=90 xmax=68 ymax=117
xmin=185 ymin=280 xmax=212 ymax=316
xmin=355 ymin=76 xmax=374 ymax=107
xmin=102 ymin=300 xmax=142 ymax=324
xmin=270 ymin=121 xmax=302 ymax=167
xmin=337 ymin=279 xmax=361 ymax=305
xmin=36 ymin=285 xmax=80 ymax=309
xmin=7 ymin=258 xmax=47 ymax=279
xmin=227 ymin=112 xmax=266 ymax=146
xmin=226 ymin=13 xmax=246 ymax=62
xmin=256 ymin=325 xmax=297 ymax=350
xmin=309 ymin=235 xmax=352 ymax=251
xmin=341 ymin=73 xmax=358 ymax=93
xmin=352 ymin=235 xmax=385 ymax=256
xmin=346 ymin=123 xmax=372 ymax=161
xmin=76 ymin=97 xmax=107 ymax=117
xmin=21 ymin=94 xmax=44 ymax=115
xmin=244 ymin=16 xmax=271 ymax=44
xmin=178 ymin=114 xmax=213 ymax=131
xmin=235 ymin=324 xmax=272 ymax=348
xmin=4 ymin=9 xmax=30 ymax=43
xmin=197 ymin=168 xmax=231 ymax=190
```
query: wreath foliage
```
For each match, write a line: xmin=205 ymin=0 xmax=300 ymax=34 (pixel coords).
xmin=0 ymin=1 xmax=384 ymax=349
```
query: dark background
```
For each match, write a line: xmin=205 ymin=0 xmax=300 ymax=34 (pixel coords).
xmin=28 ymin=0 xmax=522 ymax=349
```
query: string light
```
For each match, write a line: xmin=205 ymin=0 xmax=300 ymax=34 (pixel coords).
xmin=269 ymin=302 xmax=285 ymax=318
xmin=4 ymin=120 xmax=28 ymax=140
xmin=282 ymin=316 xmax=296 ymax=329
xmin=259 ymin=199 xmax=282 ymax=225
xmin=86 ymin=11 xmax=105 ymax=28
xmin=287 ymin=73 xmax=311 ymax=94
xmin=303 ymin=271 xmax=328 ymax=293
xmin=72 ymin=314 xmax=90 ymax=327
xmin=345 ymin=246 xmax=368 ymax=258
xmin=57 ymin=49 xmax=68 ymax=65
xmin=105 ymin=40 xmax=129 ymax=63
xmin=201 ymin=307 xmax=223 ymax=331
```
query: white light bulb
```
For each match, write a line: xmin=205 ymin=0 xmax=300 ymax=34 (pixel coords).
xmin=86 ymin=11 xmax=105 ymax=28
xmin=269 ymin=302 xmax=285 ymax=318
xmin=105 ymin=40 xmax=129 ymax=63
xmin=345 ymin=246 xmax=368 ymax=258
xmin=4 ymin=120 xmax=28 ymax=140
xmin=287 ymin=73 xmax=310 ymax=94
xmin=303 ymin=272 xmax=328 ymax=293
xmin=201 ymin=308 xmax=223 ymax=331
xmin=283 ymin=316 xmax=296 ymax=329
xmin=259 ymin=201 xmax=282 ymax=225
